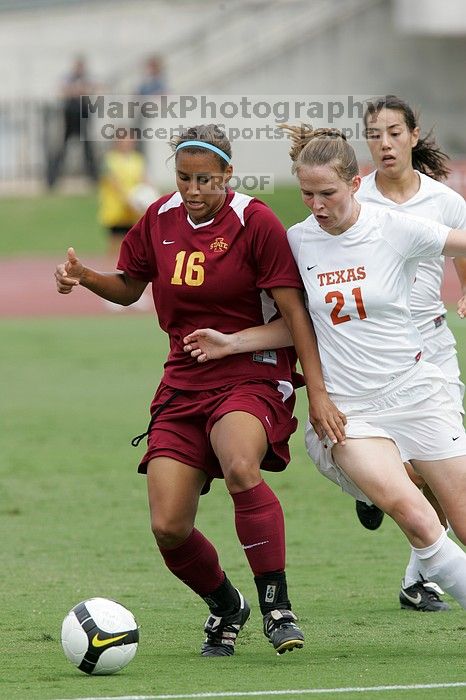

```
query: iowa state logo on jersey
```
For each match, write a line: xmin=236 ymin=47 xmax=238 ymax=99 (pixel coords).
xmin=210 ymin=237 xmax=229 ymax=252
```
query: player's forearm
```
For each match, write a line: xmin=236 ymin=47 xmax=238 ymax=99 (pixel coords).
xmin=271 ymin=287 xmax=328 ymax=393
xmin=79 ymin=269 xmax=142 ymax=305
xmin=282 ymin=306 xmax=327 ymax=394
xmin=453 ymin=256 xmax=466 ymax=293
xmin=229 ymin=318 xmax=292 ymax=354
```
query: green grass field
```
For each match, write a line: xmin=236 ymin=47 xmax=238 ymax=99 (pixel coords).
xmin=1 ymin=192 xmax=466 ymax=700
xmin=0 ymin=186 xmax=308 ymax=257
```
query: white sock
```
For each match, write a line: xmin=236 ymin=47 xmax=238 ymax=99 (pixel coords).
xmin=404 ymin=526 xmax=451 ymax=587
xmin=412 ymin=530 xmax=466 ymax=608
xmin=403 ymin=549 xmax=421 ymax=588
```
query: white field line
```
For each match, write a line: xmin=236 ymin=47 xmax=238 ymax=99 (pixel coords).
xmin=55 ymin=680 xmax=466 ymax=700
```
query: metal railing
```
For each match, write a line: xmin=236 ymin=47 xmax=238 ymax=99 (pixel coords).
xmin=0 ymin=98 xmax=105 ymax=187
xmin=0 ymin=99 xmax=50 ymax=181
xmin=1 ymin=97 xmax=466 ymax=198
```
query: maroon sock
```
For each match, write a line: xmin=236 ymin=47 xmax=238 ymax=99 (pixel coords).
xmin=231 ymin=480 xmax=286 ymax=576
xmin=158 ymin=528 xmax=225 ymax=597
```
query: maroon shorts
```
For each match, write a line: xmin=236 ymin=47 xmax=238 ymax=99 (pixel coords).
xmin=137 ymin=380 xmax=298 ymax=481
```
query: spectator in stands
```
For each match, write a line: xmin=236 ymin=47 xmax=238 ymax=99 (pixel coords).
xmin=134 ymin=54 xmax=168 ymax=159
xmin=136 ymin=54 xmax=167 ymax=97
xmin=47 ymin=56 xmax=99 ymax=188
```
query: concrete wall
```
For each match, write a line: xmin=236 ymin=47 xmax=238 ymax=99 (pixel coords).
xmin=394 ymin=0 xmax=466 ymax=35
xmin=0 ymin=0 xmax=206 ymax=98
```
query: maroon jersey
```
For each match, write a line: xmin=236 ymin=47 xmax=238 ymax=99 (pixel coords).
xmin=118 ymin=190 xmax=303 ymax=390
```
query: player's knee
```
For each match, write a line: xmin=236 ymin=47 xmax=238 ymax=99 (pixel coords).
xmin=387 ymin=495 xmax=439 ymax=542
xmin=151 ymin=517 xmax=191 ymax=549
xmin=222 ymin=455 xmax=261 ymax=492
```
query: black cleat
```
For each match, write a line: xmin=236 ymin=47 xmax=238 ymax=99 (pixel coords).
xmin=399 ymin=577 xmax=451 ymax=612
xmin=263 ymin=609 xmax=304 ymax=655
xmin=355 ymin=500 xmax=385 ymax=530
xmin=201 ymin=590 xmax=250 ymax=656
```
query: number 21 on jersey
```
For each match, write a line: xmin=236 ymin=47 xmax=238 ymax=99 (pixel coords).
xmin=325 ymin=287 xmax=367 ymax=325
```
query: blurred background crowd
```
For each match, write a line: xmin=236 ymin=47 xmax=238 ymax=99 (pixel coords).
xmin=0 ymin=0 xmax=465 ymax=197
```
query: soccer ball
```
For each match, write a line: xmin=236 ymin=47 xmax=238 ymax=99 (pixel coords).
xmin=128 ymin=183 xmax=159 ymax=214
xmin=61 ymin=597 xmax=139 ymax=675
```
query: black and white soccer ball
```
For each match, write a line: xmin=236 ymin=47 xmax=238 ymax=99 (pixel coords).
xmin=61 ymin=597 xmax=139 ymax=675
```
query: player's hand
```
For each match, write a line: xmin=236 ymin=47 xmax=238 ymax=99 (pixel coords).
xmin=55 ymin=247 xmax=84 ymax=294
xmin=309 ymin=391 xmax=347 ymax=445
xmin=183 ymin=329 xmax=235 ymax=363
xmin=457 ymin=293 xmax=466 ymax=319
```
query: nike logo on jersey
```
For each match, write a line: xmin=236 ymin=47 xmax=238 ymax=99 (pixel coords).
xmin=307 ymin=265 xmax=317 ymax=271
xmin=91 ymin=632 xmax=129 ymax=648
xmin=242 ymin=540 xmax=269 ymax=550
xmin=452 ymin=436 xmax=461 ymax=441
xmin=162 ymin=240 xmax=175 ymax=245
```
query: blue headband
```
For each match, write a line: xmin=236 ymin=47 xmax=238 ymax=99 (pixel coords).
xmin=175 ymin=140 xmax=231 ymax=164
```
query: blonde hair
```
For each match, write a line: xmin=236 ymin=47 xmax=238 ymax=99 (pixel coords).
xmin=280 ymin=124 xmax=358 ymax=183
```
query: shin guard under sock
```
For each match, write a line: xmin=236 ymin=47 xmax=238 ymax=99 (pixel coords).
xmin=158 ymin=528 xmax=224 ymax=597
xmin=412 ymin=530 xmax=466 ymax=608
xmin=231 ymin=479 xmax=285 ymax=575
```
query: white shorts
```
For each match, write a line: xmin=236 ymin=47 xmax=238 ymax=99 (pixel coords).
xmin=421 ymin=321 xmax=464 ymax=413
xmin=305 ymin=360 xmax=466 ymax=504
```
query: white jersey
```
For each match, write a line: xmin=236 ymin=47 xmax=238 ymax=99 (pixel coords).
xmin=357 ymin=171 xmax=466 ymax=334
xmin=287 ymin=203 xmax=450 ymax=396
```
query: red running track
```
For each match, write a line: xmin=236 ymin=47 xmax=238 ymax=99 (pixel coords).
xmin=0 ymin=255 xmax=462 ymax=318
xmin=0 ymin=256 xmax=152 ymax=317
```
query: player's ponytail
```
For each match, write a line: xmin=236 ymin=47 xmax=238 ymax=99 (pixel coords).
xmin=411 ymin=129 xmax=450 ymax=182
xmin=279 ymin=123 xmax=358 ymax=183
xmin=364 ymin=95 xmax=450 ymax=181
